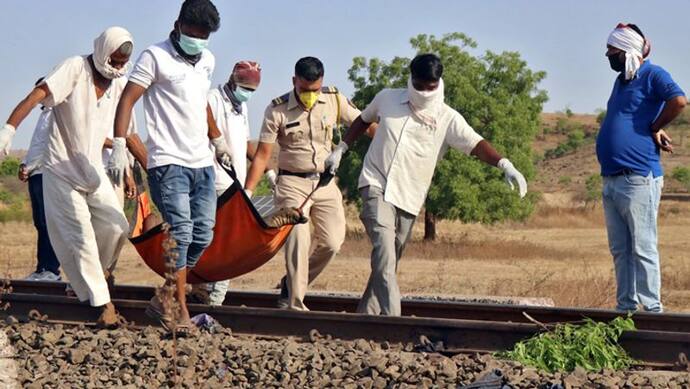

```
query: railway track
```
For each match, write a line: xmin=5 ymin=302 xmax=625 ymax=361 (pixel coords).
xmin=8 ymin=279 xmax=690 ymax=333
xmin=2 ymin=280 xmax=690 ymax=367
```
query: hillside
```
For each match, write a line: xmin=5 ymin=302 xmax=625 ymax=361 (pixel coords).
xmin=533 ymin=111 xmax=690 ymax=198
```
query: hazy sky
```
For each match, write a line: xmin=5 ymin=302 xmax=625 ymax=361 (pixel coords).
xmin=2 ymin=0 xmax=689 ymax=147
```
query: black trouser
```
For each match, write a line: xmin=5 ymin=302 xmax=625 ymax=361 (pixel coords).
xmin=28 ymin=174 xmax=60 ymax=275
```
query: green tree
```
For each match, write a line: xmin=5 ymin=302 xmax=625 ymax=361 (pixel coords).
xmin=340 ymin=33 xmax=547 ymax=240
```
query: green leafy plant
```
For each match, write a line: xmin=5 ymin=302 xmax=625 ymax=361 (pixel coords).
xmin=544 ymin=129 xmax=587 ymax=159
xmin=584 ymin=174 xmax=603 ymax=204
xmin=497 ymin=316 xmax=636 ymax=372
xmin=558 ymin=176 xmax=572 ymax=185
xmin=671 ymin=166 xmax=690 ymax=190
xmin=0 ymin=157 xmax=20 ymax=177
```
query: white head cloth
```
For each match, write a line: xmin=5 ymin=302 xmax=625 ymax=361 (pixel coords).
xmin=93 ymin=26 xmax=133 ymax=79
xmin=407 ymin=77 xmax=445 ymax=128
xmin=607 ymin=26 xmax=646 ymax=80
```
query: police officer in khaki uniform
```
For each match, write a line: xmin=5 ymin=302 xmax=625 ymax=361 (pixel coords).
xmin=245 ymin=57 xmax=364 ymax=310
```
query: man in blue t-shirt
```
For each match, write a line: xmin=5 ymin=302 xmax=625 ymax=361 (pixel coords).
xmin=596 ymin=23 xmax=687 ymax=313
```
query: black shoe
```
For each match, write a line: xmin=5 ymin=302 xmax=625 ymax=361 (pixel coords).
xmin=277 ymin=276 xmax=289 ymax=309
xmin=279 ymin=276 xmax=288 ymax=299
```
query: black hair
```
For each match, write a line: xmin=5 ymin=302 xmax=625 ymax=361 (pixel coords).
xmin=34 ymin=77 xmax=44 ymax=86
xmin=295 ymin=57 xmax=324 ymax=82
xmin=627 ymin=24 xmax=645 ymax=39
xmin=410 ymin=53 xmax=443 ymax=81
xmin=178 ymin=0 xmax=220 ymax=32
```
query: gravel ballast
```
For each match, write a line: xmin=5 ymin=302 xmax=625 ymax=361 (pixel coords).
xmin=3 ymin=321 xmax=689 ymax=388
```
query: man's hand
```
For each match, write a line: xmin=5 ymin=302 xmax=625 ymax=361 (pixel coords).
xmin=498 ymin=158 xmax=527 ymax=198
xmin=211 ymin=135 xmax=233 ymax=167
xmin=107 ymin=137 xmax=128 ymax=183
xmin=265 ymin=169 xmax=277 ymax=190
xmin=324 ymin=142 xmax=348 ymax=174
xmin=653 ymin=129 xmax=673 ymax=153
xmin=17 ymin=163 xmax=29 ymax=182
xmin=244 ymin=189 xmax=253 ymax=199
xmin=0 ymin=124 xmax=16 ymax=156
xmin=124 ymin=171 xmax=136 ymax=199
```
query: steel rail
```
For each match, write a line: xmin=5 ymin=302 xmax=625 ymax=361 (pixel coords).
xmin=1 ymin=292 xmax=689 ymax=365
xmin=7 ymin=280 xmax=690 ymax=333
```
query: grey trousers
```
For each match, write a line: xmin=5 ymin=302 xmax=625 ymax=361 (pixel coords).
xmin=357 ymin=186 xmax=416 ymax=316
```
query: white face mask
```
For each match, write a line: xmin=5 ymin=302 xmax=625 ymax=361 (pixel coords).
xmin=407 ymin=77 xmax=444 ymax=111
xmin=95 ymin=58 xmax=130 ymax=80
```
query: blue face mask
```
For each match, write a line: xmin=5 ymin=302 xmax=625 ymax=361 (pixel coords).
xmin=178 ymin=31 xmax=209 ymax=56
xmin=233 ymin=86 xmax=254 ymax=102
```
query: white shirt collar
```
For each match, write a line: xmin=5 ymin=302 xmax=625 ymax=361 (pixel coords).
xmin=399 ymin=89 xmax=410 ymax=104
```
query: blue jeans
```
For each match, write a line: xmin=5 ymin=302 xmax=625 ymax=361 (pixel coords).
xmin=28 ymin=174 xmax=60 ymax=275
xmin=148 ymin=165 xmax=216 ymax=270
xmin=602 ymin=172 xmax=663 ymax=312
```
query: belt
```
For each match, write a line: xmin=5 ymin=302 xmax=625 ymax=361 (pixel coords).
xmin=278 ymin=169 xmax=321 ymax=180
xmin=608 ymin=169 xmax=634 ymax=177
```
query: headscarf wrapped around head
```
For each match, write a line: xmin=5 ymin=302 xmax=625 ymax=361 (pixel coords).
xmin=93 ymin=26 xmax=134 ymax=79
xmin=607 ymin=23 xmax=651 ymax=80
xmin=232 ymin=61 xmax=261 ymax=89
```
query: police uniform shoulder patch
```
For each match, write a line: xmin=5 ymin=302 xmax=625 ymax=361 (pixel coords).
xmin=321 ymin=86 xmax=338 ymax=94
xmin=271 ymin=92 xmax=290 ymax=107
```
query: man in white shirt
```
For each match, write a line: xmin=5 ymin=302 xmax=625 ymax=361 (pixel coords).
xmin=0 ymin=27 xmax=142 ymax=327
xmin=109 ymin=0 xmax=231 ymax=331
xmin=205 ymin=60 xmax=277 ymax=306
xmin=325 ymin=54 xmax=528 ymax=316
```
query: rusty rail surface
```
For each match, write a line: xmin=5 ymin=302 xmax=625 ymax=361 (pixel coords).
xmin=7 ymin=280 xmax=690 ymax=333
xmin=2 ymin=292 xmax=690 ymax=366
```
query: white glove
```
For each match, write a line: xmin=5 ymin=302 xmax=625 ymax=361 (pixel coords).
xmin=245 ymin=189 xmax=253 ymax=199
xmin=211 ymin=135 xmax=232 ymax=167
xmin=106 ymin=137 xmax=128 ymax=183
xmin=498 ymin=158 xmax=527 ymax=198
xmin=0 ymin=124 xmax=16 ymax=156
xmin=265 ymin=169 xmax=277 ymax=190
xmin=324 ymin=142 xmax=348 ymax=174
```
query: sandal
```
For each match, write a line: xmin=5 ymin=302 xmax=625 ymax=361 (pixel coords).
xmin=145 ymin=295 xmax=175 ymax=332
xmin=146 ymin=296 xmax=197 ymax=337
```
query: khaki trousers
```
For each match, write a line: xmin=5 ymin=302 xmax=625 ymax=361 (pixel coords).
xmin=356 ymin=186 xmax=416 ymax=316
xmin=43 ymin=170 xmax=128 ymax=307
xmin=274 ymin=175 xmax=346 ymax=310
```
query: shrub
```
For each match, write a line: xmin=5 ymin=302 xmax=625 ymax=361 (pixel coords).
xmin=558 ymin=176 xmax=572 ymax=185
xmin=0 ymin=157 xmax=20 ymax=177
xmin=585 ymin=174 xmax=603 ymax=203
xmin=671 ymin=166 xmax=690 ymax=190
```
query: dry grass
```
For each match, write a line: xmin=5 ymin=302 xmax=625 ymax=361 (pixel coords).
xmin=1 ymin=199 xmax=688 ymax=313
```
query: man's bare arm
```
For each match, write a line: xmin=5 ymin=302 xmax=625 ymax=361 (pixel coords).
xmin=651 ymin=95 xmax=687 ymax=153
xmin=342 ymin=116 xmax=373 ymax=147
xmin=126 ymin=133 xmax=148 ymax=169
xmin=651 ymin=95 xmax=687 ymax=133
xmin=207 ymin=104 xmax=222 ymax=139
xmin=6 ymin=85 xmax=50 ymax=129
xmin=245 ymin=142 xmax=274 ymax=191
xmin=246 ymin=141 xmax=257 ymax=162
xmin=114 ymin=82 xmax=146 ymax=138
xmin=470 ymin=140 xmax=502 ymax=166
